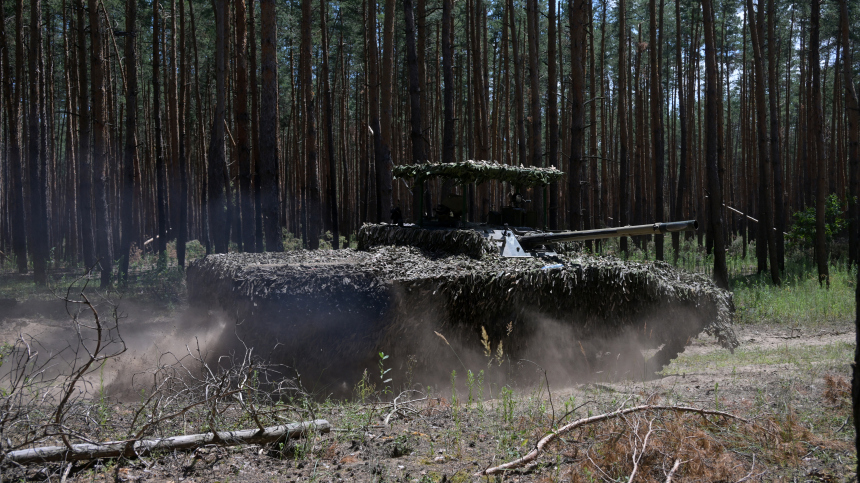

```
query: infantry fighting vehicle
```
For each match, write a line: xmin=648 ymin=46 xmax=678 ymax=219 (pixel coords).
xmin=188 ymin=161 xmax=736 ymax=393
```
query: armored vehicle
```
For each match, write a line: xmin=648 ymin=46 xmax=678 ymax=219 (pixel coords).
xmin=187 ymin=161 xmax=737 ymax=393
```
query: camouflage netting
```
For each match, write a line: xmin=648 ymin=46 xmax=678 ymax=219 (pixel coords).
xmin=357 ymin=224 xmax=497 ymax=258
xmin=187 ymin=247 xmax=737 ymax=389
xmin=393 ymin=160 xmax=564 ymax=186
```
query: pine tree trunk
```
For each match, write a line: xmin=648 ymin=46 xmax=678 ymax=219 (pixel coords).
xmin=404 ymin=0 xmax=425 ymax=222
xmin=508 ymin=0 xmax=527 ymax=171
xmin=547 ymin=0 xmax=558 ymax=229
xmin=0 ymin=1 xmax=27 ymax=273
xmin=767 ymin=0 xmax=785 ymax=270
xmin=301 ymin=0 xmax=320 ymax=248
xmin=617 ymin=0 xmax=629 ymax=256
xmin=526 ymin=0 xmax=542 ymax=223
xmin=568 ymin=0 xmax=585 ymax=231
xmin=208 ymin=0 xmax=229 ymax=253
xmin=810 ymin=0 xmax=828 ymax=287
xmin=376 ymin=0 xmax=395 ymax=222
xmin=249 ymin=0 xmax=262 ymax=252
xmin=649 ymin=0 xmax=665 ymax=260
xmin=441 ymin=0 xmax=455 ymax=166
xmin=120 ymin=0 xmax=138 ymax=279
xmin=746 ymin=0 xmax=780 ymax=285
xmin=88 ymin=0 xmax=112 ymax=286
xmin=702 ymin=0 xmax=728 ymax=288
xmin=177 ymin=0 xmax=189 ymax=266
xmin=320 ymin=0 xmax=339 ymax=248
xmin=234 ymin=0 xmax=254 ymax=252
xmin=29 ymin=0 xmax=49 ymax=285
xmin=259 ymin=0 xmax=281 ymax=250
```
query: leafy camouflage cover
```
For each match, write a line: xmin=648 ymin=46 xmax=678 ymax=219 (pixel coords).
xmin=393 ymin=160 xmax=564 ymax=187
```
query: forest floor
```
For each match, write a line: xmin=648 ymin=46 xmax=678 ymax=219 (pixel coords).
xmin=0 ymin=257 xmax=856 ymax=482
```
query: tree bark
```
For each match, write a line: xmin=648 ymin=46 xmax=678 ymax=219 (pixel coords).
xmin=766 ymin=0 xmax=785 ymax=270
xmin=177 ymin=0 xmax=189 ymax=266
xmin=617 ymin=0 xmax=629 ymax=256
xmin=208 ymin=0 xmax=229 ymax=253
xmin=235 ymin=0 xmax=254 ymax=252
xmin=810 ymin=0 xmax=828 ymax=286
xmin=119 ymin=0 xmax=138 ymax=279
xmin=300 ymin=0 xmax=320 ymax=248
xmin=508 ymin=0 xmax=527 ymax=170
xmin=547 ymin=0 xmax=558 ymax=229
xmin=377 ymin=0 xmax=395 ymax=221
xmin=259 ymin=0 xmax=281 ymax=250
xmin=89 ymin=0 xmax=112 ymax=286
xmin=702 ymin=0 xmax=728 ymax=288
xmin=441 ymin=0 xmax=455 ymax=166
xmin=568 ymin=0 xmax=585 ymax=231
xmin=0 ymin=0 xmax=27 ymax=273
xmin=649 ymin=0 xmax=665 ymax=260
xmin=404 ymin=0 xmax=425 ymax=222
xmin=321 ymin=0 xmax=339 ymax=248
xmin=29 ymin=0 xmax=49 ymax=285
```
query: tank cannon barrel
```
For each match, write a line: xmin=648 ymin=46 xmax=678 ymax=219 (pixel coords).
xmin=517 ymin=220 xmax=698 ymax=249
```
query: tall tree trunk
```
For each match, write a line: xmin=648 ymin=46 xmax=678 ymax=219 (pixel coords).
xmin=746 ymin=0 xmax=780 ymax=285
xmin=301 ymin=0 xmax=321 ymax=248
xmin=547 ymin=0 xmax=559 ymax=229
xmin=617 ymin=0 xmax=629 ymax=256
xmin=810 ymin=0 xmax=828 ymax=286
xmin=568 ymin=0 xmax=585 ymax=231
xmin=441 ymin=0 xmax=455 ymax=166
xmin=320 ymin=0 xmax=339 ymax=247
xmin=259 ymin=0 xmax=281 ymax=250
xmin=0 ymin=0 xmax=27 ymax=273
xmin=89 ymin=0 xmax=112 ymax=286
xmin=526 ymin=0 xmax=542 ymax=223
xmin=377 ymin=0 xmax=395 ymax=221
xmin=404 ymin=0 xmax=425 ymax=222
xmin=767 ymin=0 xmax=785 ymax=270
xmin=841 ymin=0 xmax=859 ymax=267
xmin=208 ymin=0 xmax=229 ymax=253
xmin=28 ymin=0 xmax=48 ymax=284
xmin=177 ymin=0 xmax=189 ymax=266
xmin=508 ymin=0 xmax=527 ymax=170
xmin=649 ymin=0 xmax=665 ymax=260
xmin=235 ymin=0 xmax=254 ymax=252
xmin=76 ymin=0 xmax=95 ymax=267
xmin=702 ymin=0 xmax=728 ymax=288
xmin=249 ymin=0 xmax=262 ymax=252
xmin=672 ymin=0 xmax=686 ymax=262
xmin=120 ymin=0 xmax=138 ymax=279
xmin=153 ymin=0 xmax=169 ymax=254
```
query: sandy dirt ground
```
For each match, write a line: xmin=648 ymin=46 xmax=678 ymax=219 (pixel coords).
xmin=0 ymin=299 xmax=855 ymax=482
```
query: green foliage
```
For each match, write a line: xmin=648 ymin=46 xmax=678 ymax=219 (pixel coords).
xmin=378 ymin=352 xmax=392 ymax=395
xmin=786 ymin=194 xmax=847 ymax=249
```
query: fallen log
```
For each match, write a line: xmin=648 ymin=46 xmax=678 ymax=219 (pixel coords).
xmin=2 ymin=419 xmax=330 ymax=465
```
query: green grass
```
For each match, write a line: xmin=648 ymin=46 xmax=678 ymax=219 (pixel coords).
xmin=598 ymin=235 xmax=857 ymax=328
xmin=666 ymin=341 xmax=854 ymax=373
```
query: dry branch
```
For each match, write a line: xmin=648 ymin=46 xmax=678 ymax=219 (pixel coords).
xmin=3 ymin=419 xmax=330 ymax=464
xmin=476 ymin=405 xmax=750 ymax=476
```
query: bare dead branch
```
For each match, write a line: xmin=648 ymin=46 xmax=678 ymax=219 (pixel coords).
xmin=477 ymin=404 xmax=752 ymax=476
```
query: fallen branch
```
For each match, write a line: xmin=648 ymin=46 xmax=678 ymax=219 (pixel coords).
xmin=3 ymin=419 xmax=330 ymax=465
xmin=664 ymin=458 xmax=681 ymax=483
xmin=476 ymin=405 xmax=750 ymax=476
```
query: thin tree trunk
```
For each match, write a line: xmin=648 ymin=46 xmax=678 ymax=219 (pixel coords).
xmin=767 ymin=0 xmax=785 ymax=270
xmin=404 ymin=0 xmax=425 ymax=222
xmin=441 ymin=0 xmax=455 ymax=166
xmin=0 ymin=0 xmax=27 ymax=273
xmin=617 ymin=0 xmax=629 ymax=256
xmin=568 ymin=0 xmax=585 ymax=231
xmin=76 ymin=0 xmax=95 ymax=267
xmin=702 ymin=0 xmax=727 ymax=288
xmin=321 ymin=0 xmax=339 ymax=247
xmin=649 ymin=0 xmax=665 ymax=259
xmin=746 ymin=0 xmax=780 ymax=285
xmin=119 ymin=0 xmax=138 ymax=279
xmin=29 ymin=0 xmax=48 ymax=284
xmin=810 ymin=0 xmax=828 ymax=286
xmin=177 ymin=0 xmax=189 ymax=266
xmin=301 ymin=0 xmax=320 ymax=248
xmin=249 ymin=0 xmax=262 ymax=252
xmin=526 ymin=0 xmax=542 ymax=223
xmin=547 ymin=0 xmax=559 ymax=229
xmin=377 ymin=0 xmax=395 ymax=222
xmin=841 ymin=0 xmax=859 ymax=267
xmin=508 ymin=0 xmax=526 ymax=171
